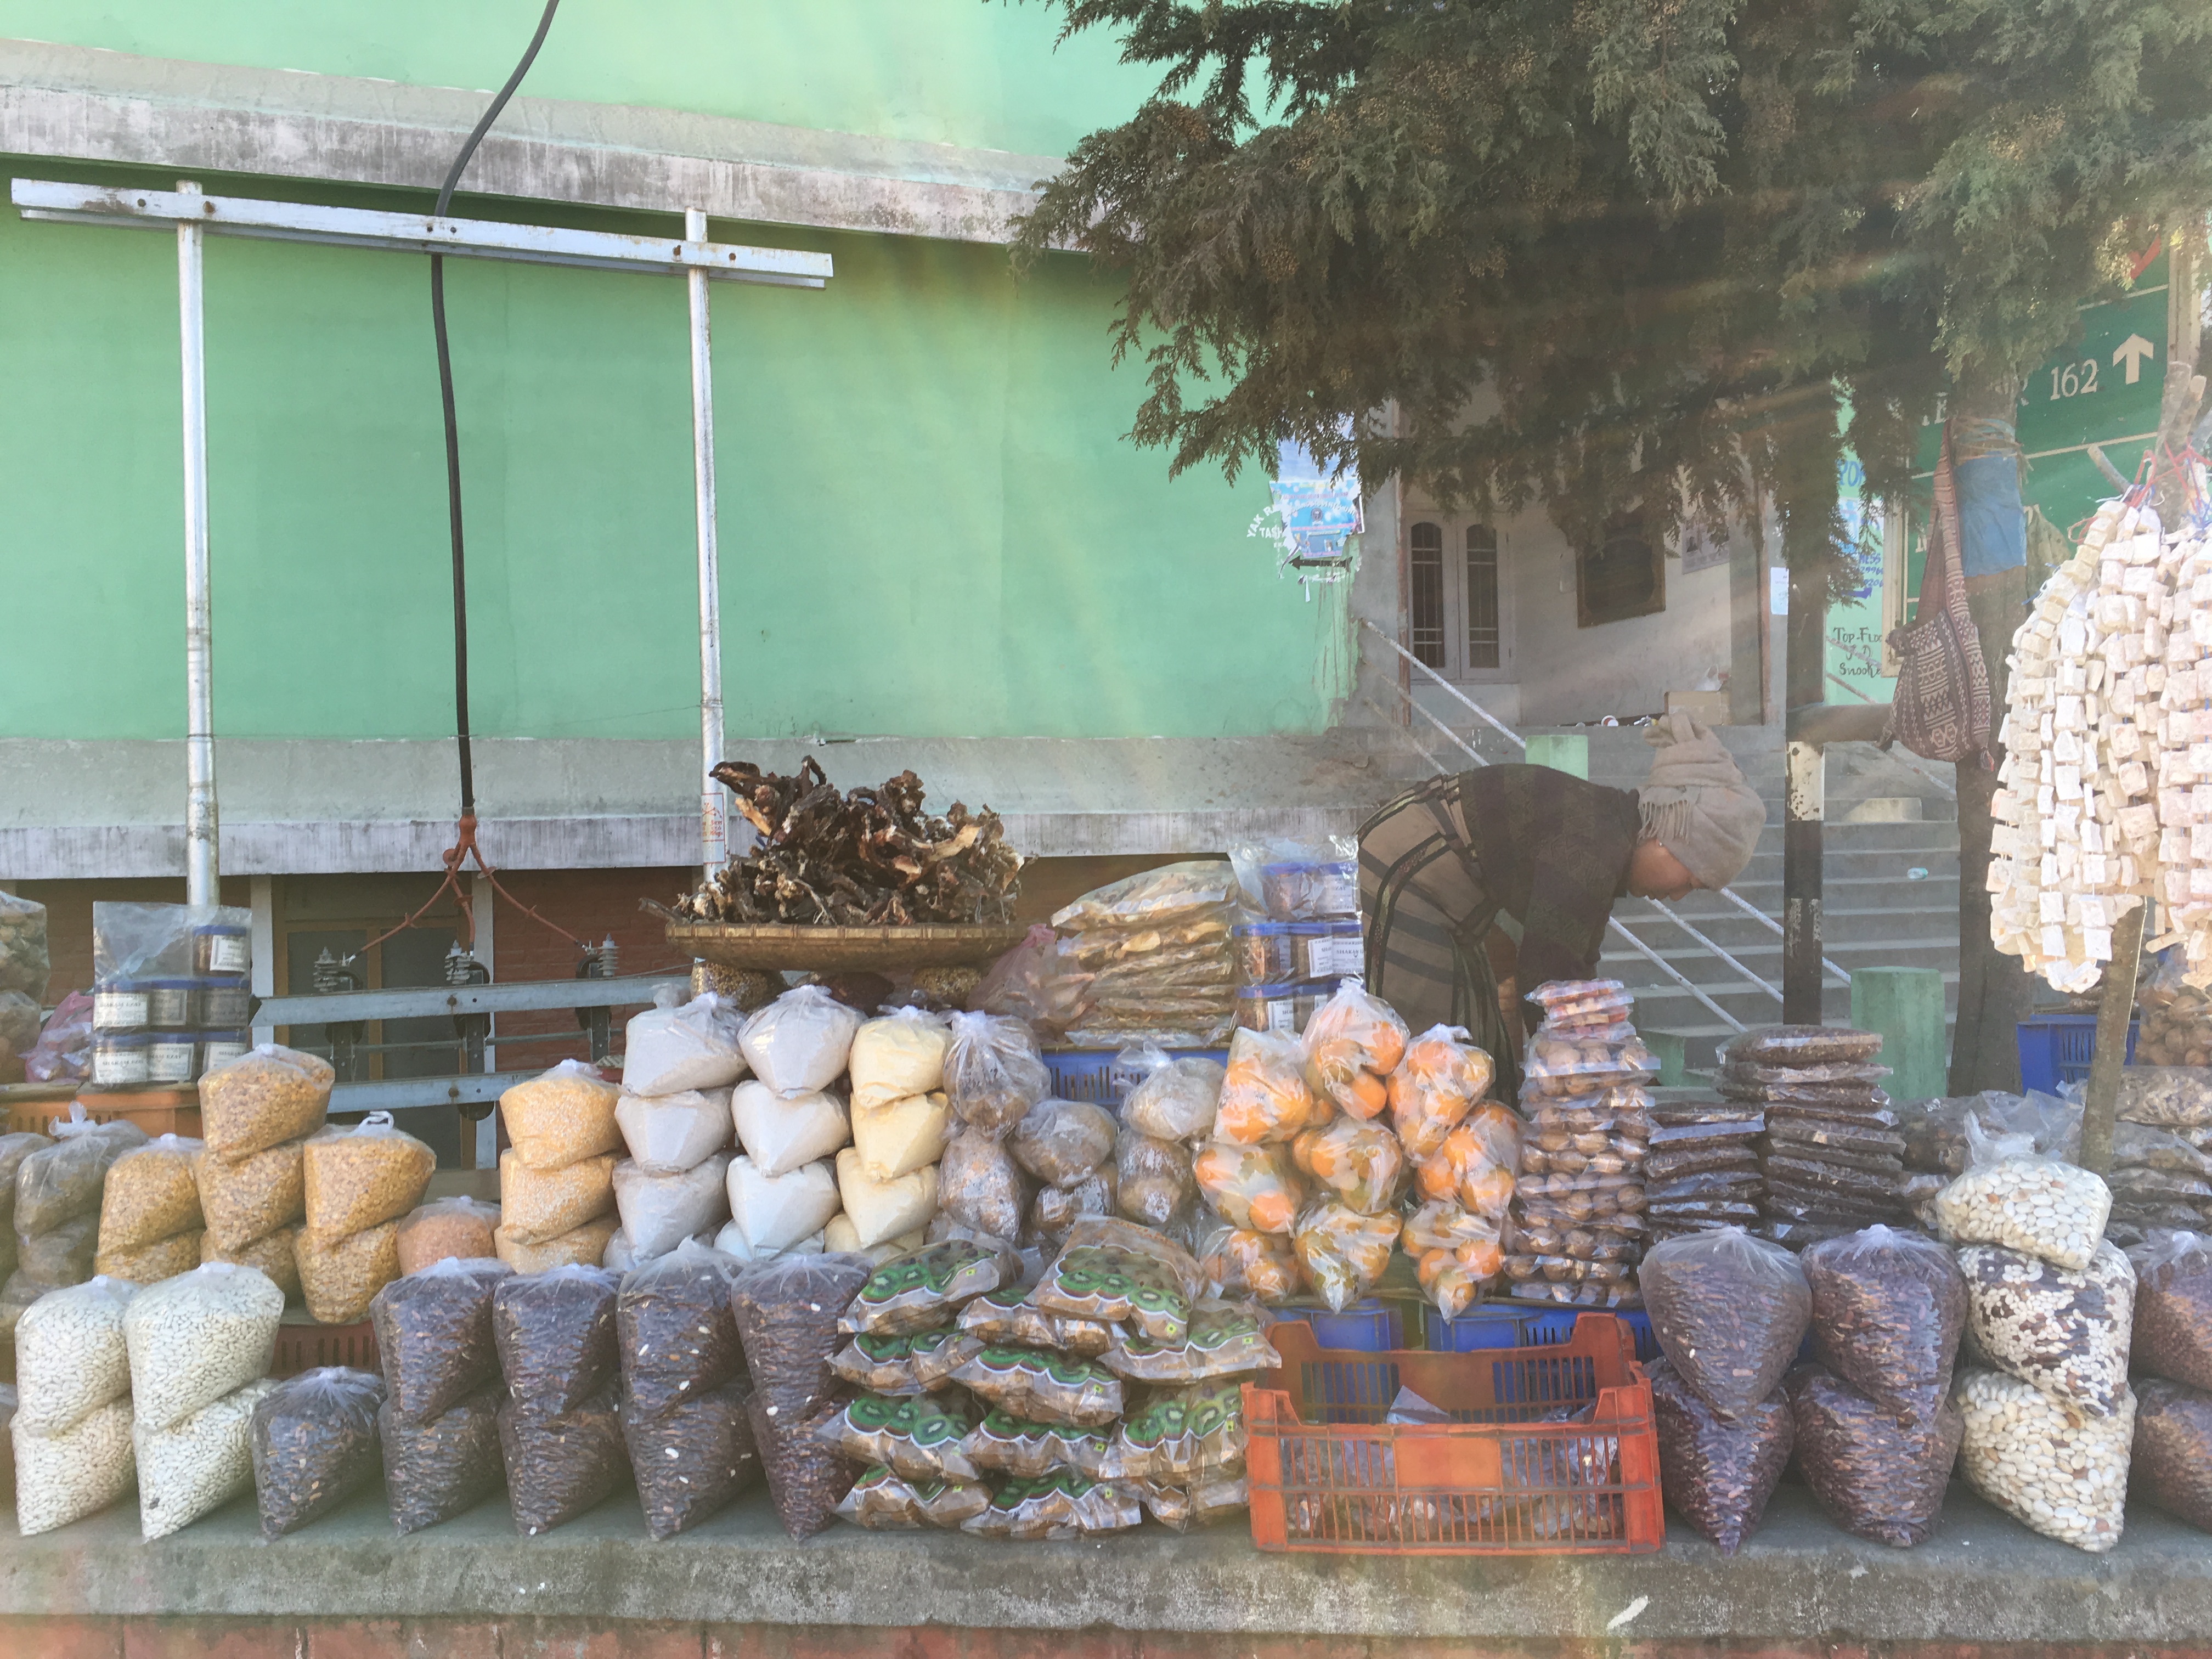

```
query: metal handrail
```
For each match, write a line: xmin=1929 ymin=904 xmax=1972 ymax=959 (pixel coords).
xmin=1363 ymin=620 xmax=1850 ymax=991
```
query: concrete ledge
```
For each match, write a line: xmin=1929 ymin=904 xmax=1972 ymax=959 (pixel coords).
xmin=5 ymin=1485 xmax=2212 ymax=1643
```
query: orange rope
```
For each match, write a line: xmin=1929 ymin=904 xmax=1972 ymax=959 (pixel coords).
xmin=359 ymin=815 xmax=588 ymax=959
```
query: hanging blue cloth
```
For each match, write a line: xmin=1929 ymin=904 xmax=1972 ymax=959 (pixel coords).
xmin=1952 ymin=417 xmax=2026 ymax=577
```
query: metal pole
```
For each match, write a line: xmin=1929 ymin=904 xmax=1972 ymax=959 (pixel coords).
xmin=1783 ymin=562 xmax=1827 ymax=1023
xmin=178 ymin=179 xmax=219 ymax=907
xmin=686 ymin=206 xmax=727 ymax=880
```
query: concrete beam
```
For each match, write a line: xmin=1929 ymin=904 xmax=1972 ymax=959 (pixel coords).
xmin=0 ymin=38 xmax=1060 ymax=245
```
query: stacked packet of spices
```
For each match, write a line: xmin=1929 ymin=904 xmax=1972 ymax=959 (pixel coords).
xmin=1642 ymin=1099 xmax=1766 ymax=1244
xmin=1504 ymin=981 xmax=1656 ymax=1308
xmin=1719 ymin=1026 xmax=1914 ymax=1249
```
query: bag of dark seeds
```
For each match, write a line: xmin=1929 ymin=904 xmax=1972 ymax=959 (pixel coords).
xmin=2130 ymin=1376 xmax=2212 ymax=1531
xmin=816 ymin=1389 xmax=982 ymax=1481
xmin=1719 ymin=1025 xmax=1884 ymax=1066
xmin=1101 ymin=1298 xmax=1279 ymax=1384
xmin=1646 ymin=1358 xmax=1790 ymax=1553
xmin=1641 ymin=1227 xmax=1811 ymax=1419
xmin=370 ymin=1257 xmax=510 ymax=1424
xmin=620 ymin=1381 xmax=758 ymax=1540
xmin=498 ymin=1390 xmax=630 ymax=1536
xmin=492 ymin=1263 xmax=619 ymax=1410
xmin=748 ymin=1392 xmax=859 ymax=1539
xmin=949 ymin=1344 xmax=1123 ymax=1427
xmin=836 ymin=1464 xmax=994 ymax=1530
xmin=251 ymin=1366 xmax=386 ymax=1539
xmin=954 ymin=1285 xmax=1113 ymax=1357
xmin=2129 ymin=1231 xmax=2212 ymax=1391
xmin=1101 ymin=1377 xmax=1247 ymax=1480
xmin=618 ymin=1238 xmax=747 ymax=1419
xmin=381 ymin=1386 xmax=505 ymax=1534
xmin=1720 ymin=1059 xmax=1891 ymax=1088
xmin=1787 ymin=1365 xmax=1962 ymax=1547
xmin=838 ymin=1238 xmax=1021 ymax=1337
xmin=732 ymin=1252 xmax=876 ymax=1538
xmin=1801 ymin=1226 xmax=1966 ymax=1426
xmin=1032 ymin=1216 xmax=1204 ymax=1342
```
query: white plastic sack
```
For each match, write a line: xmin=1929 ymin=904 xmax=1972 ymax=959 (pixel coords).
xmin=725 ymin=1155 xmax=842 ymax=1253
xmin=712 ymin=1217 xmax=825 ymax=1263
xmin=614 ymin=1087 xmax=733 ymax=1174
xmin=823 ymin=1216 xmax=928 ymax=1261
xmin=14 ymin=1275 xmax=136 ymax=1435
xmin=622 ymin=990 xmax=748 ymax=1097
xmin=851 ymin=1091 xmax=951 ymax=1182
xmin=603 ymin=1224 xmax=716 ymax=1274
xmin=849 ymin=1009 xmax=952 ymax=1111
xmin=739 ymin=986 xmax=863 ymax=1094
xmin=731 ymin=1079 xmax=851 ymax=1177
xmin=136 ymin=1378 xmax=278 ymax=1540
xmin=123 ymin=1262 xmax=285 ymax=1432
xmin=14 ymin=1395 xmax=135 ymax=1536
xmin=613 ymin=1154 xmax=732 ymax=1260
xmin=835 ymin=1148 xmax=940 ymax=1249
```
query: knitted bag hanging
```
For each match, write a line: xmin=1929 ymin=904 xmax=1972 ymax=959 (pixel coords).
xmin=1883 ymin=432 xmax=1994 ymax=766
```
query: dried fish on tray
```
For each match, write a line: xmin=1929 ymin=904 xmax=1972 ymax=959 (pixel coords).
xmin=673 ymin=761 xmax=1021 ymax=928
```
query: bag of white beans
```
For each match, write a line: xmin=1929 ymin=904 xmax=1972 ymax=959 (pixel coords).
xmin=14 ymin=1395 xmax=136 ymax=1535
xmin=123 ymin=1261 xmax=284 ymax=1431
xmin=136 ymin=1377 xmax=280 ymax=1539
xmin=1959 ymin=1240 xmax=2135 ymax=1415
xmin=1955 ymin=1367 xmax=2135 ymax=1552
xmin=13 ymin=1275 xmax=136 ymax=1435
xmin=1934 ymin=1120 xmax=2112 ymax=1271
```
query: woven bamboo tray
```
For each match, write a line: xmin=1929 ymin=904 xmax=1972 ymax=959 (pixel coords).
xmin=667 ymin=921 xmax=1026 ymax=972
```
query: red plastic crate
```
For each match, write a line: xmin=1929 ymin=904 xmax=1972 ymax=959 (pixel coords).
xmin=1244 ymin=1312 xmax=1661 ymax=1555
xmin=271 ymin=1315 xmax=380 ymax=1379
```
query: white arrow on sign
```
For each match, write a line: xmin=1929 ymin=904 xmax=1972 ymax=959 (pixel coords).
xmin=2115 ymin=333 xmax=2157 ymax=385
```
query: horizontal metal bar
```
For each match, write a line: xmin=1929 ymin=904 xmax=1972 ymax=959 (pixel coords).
xmin=258 ymin=972 xmax=686 ymax=1026
xmin=331 ymin=1072 xmax=537 ymax=1111
xmin=10 ymin=179 xmax=832 ymax=286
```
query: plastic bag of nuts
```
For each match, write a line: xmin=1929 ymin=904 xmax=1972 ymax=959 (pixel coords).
xmin=97 ymin=1135 xmax=204 ymax=1254
xmin=199 ymin=1045 xmax=331 ymax=1164
xmin=16 ymin=1114 xmax=146 ymax=1234
xmin=622 ymin=1380 xmax=759 ymax=1538
xmin=618 ymin=1238 xmax=746 ymax=1420
xmin=731 ymin=1252 xmax=874 ymax=1529
xmin=250 ymin=1365 xmax=386 ymax=1538
xmin=1802 ymin=1226 xmax=1967 ymax=1426
xmin=371 ymin=1257 xmax=512 ymax=1423
xmin=1787 ymin=1365 xmax=1961 ymax=1547
xmin=2130 ymin=1375 xmax=2212 ymax=1530
xmin=296 ymin=1220 xmax=402 ymax=1325
xmin=498 ymin=1060 xmax=623 ymax=1171
xmin=2137 ymin=951 xmax=2212 ymax=1067
xmin=303 ymin=1113 xmax=436 ymax=1237
xmin=1646 ymin=1358 xmax=1792 ymax=1553
xmin=14 ymin=1274 xmax=137 ymax=1435
xmin=1959 ymin=1240 xmax=2135 ymax=1415
xmin=942 ymin=1013 xmax=1053 ymax=1134
xmin=2129 ymin=1229 xmax=2212 ymax=1390
xmin=1933 ymin=1120 xmax=2112 ymax=1271
xmin=1955 ymin=1367 xmax=2134 ymax=1551
xmin=202 ymin=1224 xmax=299 ymax=1299
xmin=1718 ymin=1025 xmax=1884 ymax=1066
xmin=123 ymin=1261 xmax=284 ymax=1431
xmin=196 ymin=1139 xmax=304 ymax=1252
xmin=498 ymin=1390 xmax=630 ymax=1535
xmin=381 ymin=1386 xmax=504 ymax=1534
xmin=493 ymin=1263 xmax=620 ymax=1410
xmin=1641 ymin=1226 xmax=1811 ymax=1419
xmin=395 ymin=1197 xmax=501 ymax=1274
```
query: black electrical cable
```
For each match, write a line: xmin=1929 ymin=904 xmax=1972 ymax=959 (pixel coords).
xmin=431 ymin=0 xmax=563 ymax=820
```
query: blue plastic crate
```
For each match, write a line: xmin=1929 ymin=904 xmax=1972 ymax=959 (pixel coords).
xmin=1039 ymin=1047 xmax=1230 ymax=1105
xmin=1527 ymin=1308 xmax=1659 ymax=1364
xmin=1276 ymin=1300 xmax=1406 ymax=1353
xmin=1423 ymin=1305 xmax=1537 ymax=1352
xmin=2016 ymin=1015 xmax=2137 ymax=1094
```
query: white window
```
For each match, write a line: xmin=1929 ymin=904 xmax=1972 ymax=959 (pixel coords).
xmin=1406 ymin=517 xmax=1512 ymax=680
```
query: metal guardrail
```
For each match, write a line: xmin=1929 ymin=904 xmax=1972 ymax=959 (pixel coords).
xmin=256 ymin=973 xmax=686 ymax=1027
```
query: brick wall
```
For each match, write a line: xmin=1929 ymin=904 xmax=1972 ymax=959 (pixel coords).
xmin=487 ymin=868 xmax=697 ymax=1069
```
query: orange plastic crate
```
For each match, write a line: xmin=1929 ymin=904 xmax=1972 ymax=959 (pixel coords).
xmin=1244 ymin=1312 xmax=1662 ymax=1555
xmin=271 ymin=1315 xmax=380 ymax=1379
xmin=12 ymin=1088 xmax=201 ymax=1141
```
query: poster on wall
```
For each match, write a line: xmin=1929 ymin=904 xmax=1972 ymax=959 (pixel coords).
xmin=1253 ymin=430 xmax=1363 ymax=595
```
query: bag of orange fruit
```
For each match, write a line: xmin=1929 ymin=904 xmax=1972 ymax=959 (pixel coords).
xmin=1192 ymin=1142 xmax=1304 ymax=1234
xmin=1413 ymin=1103 xmax=1521 ymax=1223
xmin=1289 ymin=1117 xmax=1406 ymax=1216
xmin=1212 ymin=1029 xmax=1321 ymax=1145
xmin=1198 ymin=1224 xmax=1299 ymax=1302
xmin=1402 ymin=1198 xmax=1505 ymax=1318
xmin=1290 ymin=1199 xmax=1400 ymax=1312
xmin=1387 ymin=1025 xmax=1495 ymax=1161
xmin=1300 ymin=984 xmax=1408 ymax=1120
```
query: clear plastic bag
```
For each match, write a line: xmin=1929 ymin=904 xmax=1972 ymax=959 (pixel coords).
xmin=732 ymin=1252 xmax=874 ymax=1428
xmin=1414 ymin=1104 xmax=1521 ymax=1222
xmin=849 ymin=1009 xmax=951 ymax=1111
xmin=1525 ymin=979 xmax=1634 ymax=1028
xmin=98 ymin=1134 xmax=204 ymax=1254
xmin=1787 ymin=1365 xmax=1961 ymax=1547
xmin=1034 ymin=1217 xmax=1204 ymax=1342
xmin=23 ymin=992 xmax=89 ymax=1085
xmin=950 ymin=1344 xmax=1122 ymax=1427
xmin=494 ymin=1215 xmax=617 ymax=1275
xmin=296 ymin=1218 xmax=402 ymax=1325
xmin=1291 ymin=1198 xmax=1399 ymax=1312
xmin=960 ymin=1468 xmax=1142 ymax=1538
xmin=730 ymin=1081 xmax=851 ymax=1178
xmin=1641 ymin=1226 xmax=1811 ymax=1419
xmin=943 ymin=1013 xmax=1053 ymax=1133
xmin=851 ymin=1091 xmax=950 ymax=1182
xmin=623 ymin=989 xmax=748 ymax=1097
xmin=1956 ymin=1367 xmax=2133 ymax=1551
xmin=499 ymin=1149 xmax=617 ymax=1246
xmin=1034 ymin=1169 xmax=1120 ymax=1242
xmin=14 ymin=1274 xmax=137 ymax=1435
xmin=1121 ymin=1046 xmax=1225 ymax=1142
xmin=0 ymin=891 xmax=50 ymax=999
xmin=750 ymin=1392 xmax=860 ymax=1539
xmin=1720 ymin=1058 xmax=1891 ymax=1087
xmin=953 ymin=1285 xmax=1112 ymax=1358
xmin=615 ymin=1087 xmax=734 ymax=1176
xmin=833 ymin=1149 xmax=939 ymax=1249
xmin=617 ymin=1238 xmax=746 ymax=1420
xmin=395 ymin=1197 xmax=501 ymax=1274
xmin=2130 ymin=1375 xmax=2212 ymax=1531
xmin=123 ymin=1261 xmax=284 ymax=1431
xmin=969 ymin=924 xmax=1094 ymax=1040
xmin=1647 ymin=1358 xmax=1791 ymax=1553
xmin=740 ymin=986 xmax=863 ymax=1095
xmin=202 ymin=1224 xmax=300 ymax=1300
xmin=19 ymin=1209 xmax=97 ymax=1285
xmin=370 ymin=1256 xmax=511 ymax=1424
xmin=1802 ymin=1226 xmax=1966 ymax=1427
xmin=622 ymin=1380 xmax=758 ymax=1538
xmin=1403 ymin=1200 xmax=1505 ymax=1317
xmin=250 ymin=1365 xmax=385 ymax=1537
xmin=1101 ymin=1297 xmax=1279 ymax=1384
xmin=2116 ymin=1067 xmax=2212 ymax=1130
xmin=16 ymin=1114 xmax=146 ymax=1234
xmin=195 ymin=1137 xmax=304 ymax=1253
xmin=1136 ymin=1468 xmax=1250 ymax=1533
xmin=2129 ymin=1230 xmax=2212 ymax=1390
xmin=380 ymin=1387 xmax=504 ymax=1534
xmin=837 ymin=1464 xmax=992 ymax=1530
xmin=1719 ymin=1025 xmax=1885 ymax=1066
xmin=1198 ymin=1225 xmax=1300 ymax=1302
xmin=492 ymin=1262 xmax=620 ymax=1411
xmin=1520 ymin=1026 xmax=1658 ymax=1103
xmin=0 ymin=1130 xmax=49 ymax=1228
xmin=498 ymin=1060 xmax=623 ymax=1171
xmin=1213 ymin=1028 xmax=1320 ymax=1146
xmin=1934 ymin=1118 xmax=2111 ymax=1270
xmin=955 ymin=1409 xmax=1110 ymax=1480
xmin=1193 ymin=1141 xmax=1303 ymax=1234
xmin=1055 ymin=861 xmax=1239 ymax=932
xmin=498 ymin=1390 xmax=629 ymax=1535
xmin=1290 ymin=1117 xmax=1406 ymax=1216
xmin=840 ymin=1237 xmax=1020 ymax=1337
xmin=1008 ymin=1099 xmax=1116 ymax=1188
xmin=136 ymin=1375 xmax=278 ymax=1539
xmin=613 ymin=1154 xmax=730 ymax=1260
xmin=817 ymin=1389 xmax=980 ymax=1480
xmin=1387 ymin=1025 xmax=1493 ymax=1163
xmin=1302 ymin=984 xmax=1409 ymax=1120
xmin=302 ymin=1113 xmax=436 ymax=1237
xmin=13 ymin=1393 xmax=134 ymax=1536
xmin=198 ymin=1045 xmax=331 ymax=1165
xmin=936 ymin=1125 xmax=1031 ymax=1243
xmin=1118 ymin=1130 xmax=1197 ymax=1229
xmin=1960 ymin=1239 xmax=2135 ymax=1415
xmin=1097 ymin=1376 xmax=1247 ymax=1481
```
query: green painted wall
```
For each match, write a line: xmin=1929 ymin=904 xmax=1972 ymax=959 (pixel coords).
xmin=0 ymin=0 xmax=1152 ymax=158
xmin=0 ymin=162 xmax=1339 ymax=742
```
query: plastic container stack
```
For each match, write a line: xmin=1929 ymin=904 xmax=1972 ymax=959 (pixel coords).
xmin=84 ymin=901 xmax=253 ymax=1089
xmin=1228 ymin=838 xmax=1363 ymax=1037
xmin=1053 ymin=862 xmax=1241 ymax=1049
xmin=193 ymin=1043 xmax=335 ymax=1301
xmin=1720 ymin=1025 xmax=1912 ymax=1249
xmin=1504 ymin=981 xmax=1654 ymax=1309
